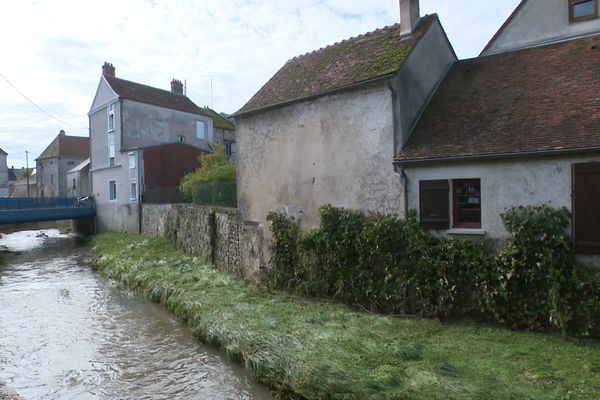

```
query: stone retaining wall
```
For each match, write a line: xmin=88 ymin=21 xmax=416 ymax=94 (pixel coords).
xmin=142 ymin=204 xmax=266 ymax=281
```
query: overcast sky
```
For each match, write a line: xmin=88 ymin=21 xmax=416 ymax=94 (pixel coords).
xmin=0 ymin=0 xmax=521 ymax=168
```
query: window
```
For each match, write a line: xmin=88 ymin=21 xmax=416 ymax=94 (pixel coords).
xmin=67 ymin=160 xmax=75 ymax=166
xmin=573 ymin=162 xmax=600 ymax=254
xmin=196 ymin=120 xmax=206 ymax=140
xmin=72 ymin=178 xmax=76 ymax=190
xmin=107 ymin=103 xmax=115 ymax=132
xmin=224 ymin=141 xmax=234 ymax=157
xmin=453 ymin=179 xmax=481 ymax=229
xmin=129 ymin=153 xmax=136 ymax=169
xmin=419 ymin=180 xmax=450 ymax=229
xmin=419 ymin=178 xmax=482 ymax=230
xmin=109 ymin=180 xmax=117 ymax=201
xmin=50 ymin=174 xmax=54 ymax=184
xmin=130 ymin=181 xmax=137 ymax=201
xmin=109 ymin=144 xmax=115 ymax=166
xmin=570 ymin=0 xmax=598 ymax=22
xmin=178 ymin=135 xmax=185 ymax=142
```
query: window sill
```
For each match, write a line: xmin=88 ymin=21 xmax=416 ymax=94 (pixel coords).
xmin=447 ymin=228 xmax=486 ymax=236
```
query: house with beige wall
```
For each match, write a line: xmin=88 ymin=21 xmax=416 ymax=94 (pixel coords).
xmin=234 ymin=0 xmax=456 ymax=231
xmin=396 ymin=0 xmax=600 ymax=262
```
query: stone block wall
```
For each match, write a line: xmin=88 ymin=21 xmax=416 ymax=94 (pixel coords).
xmin=142 ymin=204 xmax=266 ymax=281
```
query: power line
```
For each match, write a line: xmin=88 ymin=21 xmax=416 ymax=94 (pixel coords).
xmin=0 ymin=70 xmax=88 ymax=132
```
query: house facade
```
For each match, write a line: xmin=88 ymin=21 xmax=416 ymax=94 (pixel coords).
xmin=0 ymin=148 xmax=8 ymax=197
xmin=396 ymin=0 xmax=600 ymax=261
xmin=89 ymin=63 xmax=232 ymax=232
xmin=35 ymin=130 xmax=89 ymax=197
xmin=234 ymin=1 xmax=456 ymax=230
xmin=67 ymin=158 xmax=91 ymax=197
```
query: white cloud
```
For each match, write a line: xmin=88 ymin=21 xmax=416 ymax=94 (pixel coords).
xmin=0 ymin=0 xmax=520 ymax=168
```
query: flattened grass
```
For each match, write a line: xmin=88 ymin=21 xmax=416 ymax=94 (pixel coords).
xmin=92 ymin=233 xmax=600 ymax=400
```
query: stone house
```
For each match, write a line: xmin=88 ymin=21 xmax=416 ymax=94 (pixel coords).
xmin=234 ymin=0 xmax=456 ymax=230
xmin=396 ymin=0 xmax=600 ymax=261
xmin=89 ymin=63 xmax=234 ymax=233
xmin=0 ymin=148 xmax=8 ymax=197
xmin=35 ymin=130 xmax=89 ymax=197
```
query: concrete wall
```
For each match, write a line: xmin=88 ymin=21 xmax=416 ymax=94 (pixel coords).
xmin=396 ymin=18 xmax=456 ymax=147
xmin=121 ymin=100 xmax=213 ymax=151
xmin=404 ymin=153 xmax=600 ymax=267
xmin=236 ymin=83 xmax=404 ymax=230
xmin=483 ymin=0 xmax=600 ymax=56
xmin=36 ymin=157 xmax=59 ymax=197
xmin=142 ymin=204 xmax=265 ymax=281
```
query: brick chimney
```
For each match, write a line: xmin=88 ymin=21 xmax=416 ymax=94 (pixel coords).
xmin=170 ymin=79 xmax=184 ymax=95
xmin=400 ymin=0 xmax=420 ymax=39
xmin=102 ymin=62 xmax=115 ymax=77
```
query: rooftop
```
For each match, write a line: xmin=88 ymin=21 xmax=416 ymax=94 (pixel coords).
xmin=396 ymin=34 xmax=600 ymax=164
xmin=36 ymin=131 xmax=89 ymax=161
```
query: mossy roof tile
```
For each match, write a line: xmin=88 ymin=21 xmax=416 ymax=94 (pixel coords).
xmin=236 ymin=15 xmax=437 ymax=116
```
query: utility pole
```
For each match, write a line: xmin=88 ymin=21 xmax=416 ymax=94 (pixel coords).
xmin=25 ymin=150 xmax=30 ymax=198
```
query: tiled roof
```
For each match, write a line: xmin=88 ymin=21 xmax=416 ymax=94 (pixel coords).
xmin=201 ymin=107 xmax=235 ymax=130
xmin=396 ymin=35 xmax=600 ymax=164
xmin=36 ymin=132 xmax=89 ymax=161
xmin=235 ymin=15 xmax=437 ymax=116
xmin=105 ymin=76 xmax=212 ymax=117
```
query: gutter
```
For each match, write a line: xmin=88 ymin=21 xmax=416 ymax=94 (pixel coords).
xmin=234 ymin=74 xmax=396 ymax=119
xmin=394 ymin=146 xmax=600 ymax=167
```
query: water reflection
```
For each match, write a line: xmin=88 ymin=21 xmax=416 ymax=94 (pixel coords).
xmin=0 ymin=230 xmax=272 ymax=400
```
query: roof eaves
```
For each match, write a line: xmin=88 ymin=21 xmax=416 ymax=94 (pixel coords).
xmin=395 ymin=146 xmax=600 ymax=166
xmin=234 ymin=73 xmax=395 ymax=118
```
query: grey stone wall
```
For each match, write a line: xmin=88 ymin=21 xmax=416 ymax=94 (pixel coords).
xmin=142 ymin=204 xmax=265 ymax=281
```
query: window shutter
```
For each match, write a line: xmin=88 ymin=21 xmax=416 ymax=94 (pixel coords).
xmin=419 ymin=179 xmax=450 ymax=230
xmin=573 ymin=162 xmax=600 ymax=254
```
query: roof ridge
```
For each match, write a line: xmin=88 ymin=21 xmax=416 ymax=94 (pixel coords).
xmin=106 ymin=75 xmax=192 ymax=98
xmin=291 ymin=22 xmax=402 ymax=62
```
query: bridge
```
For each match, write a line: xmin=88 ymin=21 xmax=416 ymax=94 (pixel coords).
xmin=0 ymin=197 xmax=95 ymax=225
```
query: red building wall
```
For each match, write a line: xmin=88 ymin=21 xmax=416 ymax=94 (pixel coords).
xmin=143 ymin=143 xmax=203 ymax=190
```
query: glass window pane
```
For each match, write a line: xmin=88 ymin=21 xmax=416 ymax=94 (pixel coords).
xmin=196 ymin=121 xmax=205 ymax=139
xmin=573 ymin=0 xmax=596 ymax=18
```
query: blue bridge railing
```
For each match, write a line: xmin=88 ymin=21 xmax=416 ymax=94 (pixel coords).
xmin=0 ymin=196 xmax=95 ymax=224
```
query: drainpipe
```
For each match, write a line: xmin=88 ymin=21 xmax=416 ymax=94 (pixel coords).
xmin=387 ymin=77 xmax=409 ymax=217
xmin=137 ymin=149 xmax=142 ymax=234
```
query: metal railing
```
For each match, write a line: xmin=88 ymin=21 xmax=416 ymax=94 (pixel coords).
xmin=0 ymin=196 xmax=94 ymax=211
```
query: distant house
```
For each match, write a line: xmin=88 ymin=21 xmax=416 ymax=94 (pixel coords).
xmin=234 ymin=0 xmax=456 ymax=229
xmin=0 ymin=148 xmax=8 ymax=197
xmin=89 ymin=63 xmax=234 ymax=232
xmin=67 ymin=158 xmax=91 ymax=197
xmin=35 ymin=130 xmax=89 ymax=197
xmin=396 ymin=0 xmax=600 ymax=261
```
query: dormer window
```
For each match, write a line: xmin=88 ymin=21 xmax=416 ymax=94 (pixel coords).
xmin=569 ymin=0 xmax=598 ymax=22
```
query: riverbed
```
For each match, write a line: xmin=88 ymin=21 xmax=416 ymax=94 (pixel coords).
xmin=0 ymin=230 xmax=273 ymax=399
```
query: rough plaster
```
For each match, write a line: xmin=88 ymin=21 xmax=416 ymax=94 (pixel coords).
xmin=404 ymin=154 xmax=600 ymax=268
xmin=483 ymin=0 xmax=600 ymax=55
xmin=237 ymin=84 xmax=404 ymax=230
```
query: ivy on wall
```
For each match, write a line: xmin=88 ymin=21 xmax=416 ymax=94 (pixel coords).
xmin=268 ymin=204 xmax=600 ymax=336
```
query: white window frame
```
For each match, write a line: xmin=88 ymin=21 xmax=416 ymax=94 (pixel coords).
xmin=196 ymin=120 xmax=206 ymax=140
xmin=130 ymin=181 xmax=137 ymax=201
xmin=109 ymin=180 xmax=117 ymax=201
xmin=107 ymin=103 xmax=115 ymax=132
xmin=129 ymin=152 xmax=136 ymax=169
xmin=108 ymin=144 xmax=115 ymax=166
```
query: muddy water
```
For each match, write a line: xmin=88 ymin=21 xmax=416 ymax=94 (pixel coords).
xmin=0 ymin=230 xmax=273 ymax=400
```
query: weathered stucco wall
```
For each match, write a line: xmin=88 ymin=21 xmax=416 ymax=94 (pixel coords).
xmin=405 ymin=154 xmax=600 ymax=264
xmin=236 ymin=84 xmax=404 ymax=230
xmin=483 ymin=0 xmax=600 ymax=56
xmin=142 ymin=204 xmax=265 ymax=281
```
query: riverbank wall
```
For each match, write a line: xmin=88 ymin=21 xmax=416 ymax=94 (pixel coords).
xmin=141 ymin=204 xmax=266 ymax=281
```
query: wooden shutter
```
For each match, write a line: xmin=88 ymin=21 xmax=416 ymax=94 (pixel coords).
xmin=573 ymin=162 xmax=600 ymax=254
xmin=419 ymin=180 xmax=450 ymax=230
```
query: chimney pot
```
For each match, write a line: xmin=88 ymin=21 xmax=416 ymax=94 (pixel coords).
xmin=400 ymin=0 xmax=420 ymax=39
xmin=171 ymin=79 xmax=184 ymax=95
xmin=102 ymin=62 xmax=115 ymax=77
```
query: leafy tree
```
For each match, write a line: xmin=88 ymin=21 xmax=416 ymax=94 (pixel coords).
xmin=179 ymin=144 xmax=236 ymax=200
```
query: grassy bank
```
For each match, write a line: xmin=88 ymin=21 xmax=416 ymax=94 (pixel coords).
xmin=91 ymin=233 xmax=600 ymax=400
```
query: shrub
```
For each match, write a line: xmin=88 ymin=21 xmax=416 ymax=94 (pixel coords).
xmin=268 ymin=204 xmax=600 ymax=336
xmin=179 ymin=144 xmax=236 ymax=202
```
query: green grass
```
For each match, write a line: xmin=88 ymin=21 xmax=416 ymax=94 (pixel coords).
xmin=91 ymin=233 xmax=600 ymax=400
